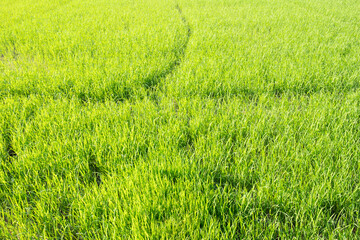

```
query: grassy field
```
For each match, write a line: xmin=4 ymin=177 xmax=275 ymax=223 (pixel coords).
xmin=1 ymin=0 xmax=359 ymax=238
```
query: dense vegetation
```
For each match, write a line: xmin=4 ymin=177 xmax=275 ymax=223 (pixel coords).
xmin=1 ymin=0 xmax=359 ymax=238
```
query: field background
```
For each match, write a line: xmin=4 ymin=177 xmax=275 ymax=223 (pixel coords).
xmin=1 ymin=0 xmax=359 ymax=238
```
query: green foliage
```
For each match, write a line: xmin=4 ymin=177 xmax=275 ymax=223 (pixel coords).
xmin=0 ymin=0 xmax=359 ymax=238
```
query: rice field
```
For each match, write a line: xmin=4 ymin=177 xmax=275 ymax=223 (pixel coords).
xmin=0 ymin=0 xmax=359 ymax=238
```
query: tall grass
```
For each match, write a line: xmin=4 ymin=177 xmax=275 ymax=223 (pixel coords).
xmin=164 ymin=0 xmax=360 ymax=98
xmin=1 ymin=0 xmax=359 ymax=238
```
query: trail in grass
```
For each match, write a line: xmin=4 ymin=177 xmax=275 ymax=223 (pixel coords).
xmin=143 ymin=2 xmax=191 ymax=91
xmin=0 ymin=2 xmax=192 ymax=103
xmin=0 ymin=3 xmax=192 ymax=190
xmin=87 ymin=3 xmax=192 ymax=186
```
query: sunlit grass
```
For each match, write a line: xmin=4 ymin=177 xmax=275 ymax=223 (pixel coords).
xmin=1 ymin=0 xmax=359 ymax=238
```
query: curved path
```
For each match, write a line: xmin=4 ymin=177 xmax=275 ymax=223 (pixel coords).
xmin=143 ymin=2 xmax=192 ymax=90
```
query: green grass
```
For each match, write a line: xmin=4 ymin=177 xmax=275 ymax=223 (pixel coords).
xmin=0 ymin=0 xmax=188 ymax=101
xmin=1 ymin=0 xmax=360 ymax=239
xmin=164 ymin=0 xmax=360 ymax=98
